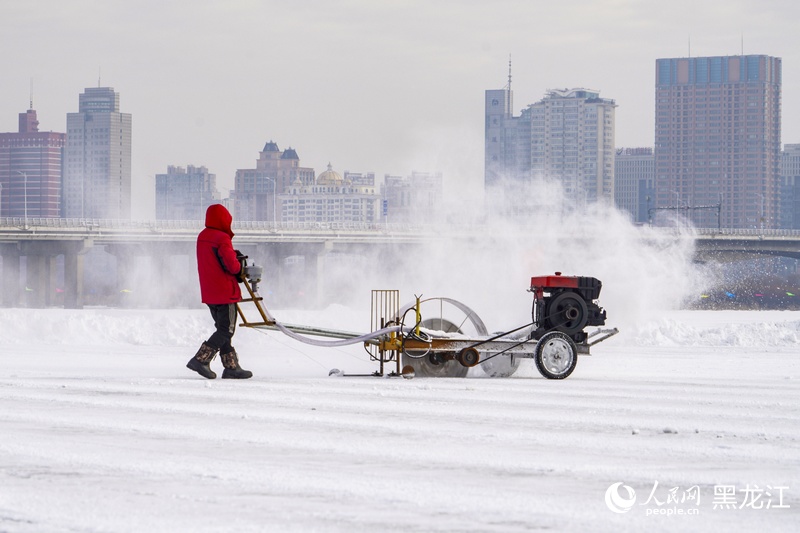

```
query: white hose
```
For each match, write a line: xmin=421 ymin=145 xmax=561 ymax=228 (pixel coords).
xmin=273 ymin=322 xmax=406 ymax=347
xmin=258 ymin=304 xmax=411 ymax=347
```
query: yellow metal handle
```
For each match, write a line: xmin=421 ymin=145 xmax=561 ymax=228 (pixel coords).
xmin=415 ymin=294 xmax=422 ymax=336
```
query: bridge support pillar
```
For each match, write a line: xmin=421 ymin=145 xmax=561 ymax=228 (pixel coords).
xmin=301 ymin=251 xmax=318 ymax=307
xmin=316 ymin=244 xmax=329 ymax=305
xmin=63 ymin=240 xmax=92 ymax=309
xmin=112 ymin=247 xmax=139 ymax=308
xmin=47 ymin=255 xmax=59 ymax=307
xmin=255 ymin=243 xmax=280 ymax=305
xmin=0 ymin=244 xmax=21 ymax=307
xmin=64 ymin=252 xmax=85 ymax=309
xmin=23 ymin=253 xmax=48 ymax=308
xmin=302 ymin=241 xmax=331 ymax=308
xmin=18 ymin=241 xmax=64 ymax=309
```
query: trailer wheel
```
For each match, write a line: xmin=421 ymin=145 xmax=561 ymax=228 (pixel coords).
xmin=535 ymin=331 xmax=578 ymax=379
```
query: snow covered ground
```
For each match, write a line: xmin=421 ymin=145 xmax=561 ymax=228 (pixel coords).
xmin=1 ymin=306 xmax=798 ymax=532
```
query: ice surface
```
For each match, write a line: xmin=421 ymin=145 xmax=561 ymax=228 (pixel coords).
xmin=1 ymin=307 xmax=798 ymax=532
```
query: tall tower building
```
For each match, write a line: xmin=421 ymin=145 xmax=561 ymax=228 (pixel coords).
xmin=485 ymin=85 xmax=616 ymax=209
xmin=615 ymin=147 xmax=655 ymax=225
xmin=64 ymin=87 xmax=132 ymax=219
xmin=780 ymin=144 xmax=800 ymax=229
xmin=0 ymin=108 xmax=66 ymax=218
xmin=654 ymin=55 xmax=782 ymax=229
xmin=485 ymin=85 xmax=515 ymax=188
xmin=155 ymin=165 xmax=220 ymax=220
xmin=526 ymin=89 xmax=616 ymax=205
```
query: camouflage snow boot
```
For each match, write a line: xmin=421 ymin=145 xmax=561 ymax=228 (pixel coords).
xmin=187 ymin=342 xmax=218 ymax=379
xmin=221 ymin=349 xmax=253 ymax=379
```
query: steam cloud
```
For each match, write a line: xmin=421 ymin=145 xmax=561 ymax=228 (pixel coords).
xmin=37 ymin=174 xmax=706 ymax=337
xmin=316 ymin=176 xmax=708 ymax=334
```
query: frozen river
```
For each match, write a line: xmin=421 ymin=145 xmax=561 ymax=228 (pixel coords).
xmin=0 ymin=306 xmax=798 ymax=532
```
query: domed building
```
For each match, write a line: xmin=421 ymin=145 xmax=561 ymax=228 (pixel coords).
xmin=315 ymin=163 xmax=345 ymax=186
xmin=280 ymin=163 xmax=381 ymax=225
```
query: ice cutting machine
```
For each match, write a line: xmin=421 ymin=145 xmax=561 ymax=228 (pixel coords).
xmin=236 ymin=267 xmax=618 ymax=379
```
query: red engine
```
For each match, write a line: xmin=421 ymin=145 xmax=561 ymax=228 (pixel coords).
xmin=530 ymin=272 xmax=607 ymax=344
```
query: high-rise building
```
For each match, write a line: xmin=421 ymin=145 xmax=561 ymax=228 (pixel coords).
xmin=654 ymin=55 xmax=782 ymax=229
xmin=155 ymin=165 xmax=220 ymax=220
xmin=233 ymin=141 xmax=315 ymax=222
xmin=527 ymin=89 xmax=616 ymax=205
xmin=63 ymin=87 xmax=132 ymax=219
xmin=485 ymin=86 xmax=616 ymax=209
xmin=485 ymin=86 xmax=515 ymax=189
xmin=780 ymin=144 xmax=800 ymax=229
xmin=615 ymin=147 xmax=655 ymax=224
xmin=0 ymin=108 xmax=66 ymax=218
xmin=381 ymin=171 xmax=443 ymax=223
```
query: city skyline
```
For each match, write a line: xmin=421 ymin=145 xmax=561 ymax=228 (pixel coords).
xmin=3 ymin=1 xmax=800 ymax=218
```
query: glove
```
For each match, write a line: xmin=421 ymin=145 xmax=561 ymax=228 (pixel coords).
xmin=234 ymin=250 xmax=247 ymax=282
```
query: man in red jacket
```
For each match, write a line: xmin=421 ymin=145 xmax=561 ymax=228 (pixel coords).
xmin=187 ymin=204 xmax=253 ymax=379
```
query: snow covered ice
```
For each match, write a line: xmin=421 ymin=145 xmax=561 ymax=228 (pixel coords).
xmin=0 ymin=306 xmax=798 ymax=532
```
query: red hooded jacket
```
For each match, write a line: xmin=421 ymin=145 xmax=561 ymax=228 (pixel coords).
xmin=197 ymin=204 xmax=242 ymax=304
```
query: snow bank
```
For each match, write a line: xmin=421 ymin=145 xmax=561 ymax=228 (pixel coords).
xmin=626 ymin=310 xmax=800 ymax=347
xmin=5 ymin=307 xmax=800 ymax=350
xmin=0 ymin=308 xmax=210 ymax=347
xmin=0 ymin=305 xmax=367 ymax=352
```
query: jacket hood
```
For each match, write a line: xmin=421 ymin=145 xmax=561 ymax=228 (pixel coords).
xmin=205 ymin=204 xmax=234 ymax=237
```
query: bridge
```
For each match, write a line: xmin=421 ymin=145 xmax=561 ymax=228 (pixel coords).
xmin=692 ymin=228 xmax=800 ymax=261
xmin=1 ymin=217 xmax=799 ymax=308
xmin=0 ymin=217 xmax=435 ymax=309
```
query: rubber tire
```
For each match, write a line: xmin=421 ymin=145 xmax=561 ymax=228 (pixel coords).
xmin=534 ymin=331 xmax=578 ymax=380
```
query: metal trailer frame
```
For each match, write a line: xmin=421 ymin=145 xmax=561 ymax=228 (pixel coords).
xmin=235 ymin=275 xmax=618 ymax=379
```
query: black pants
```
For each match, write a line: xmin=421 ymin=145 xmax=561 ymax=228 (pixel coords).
xmin=206 ymin=303 xmax=237 ymax=354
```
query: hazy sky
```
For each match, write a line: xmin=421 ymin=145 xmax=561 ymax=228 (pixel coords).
xmin=3 ymin=0 xmax=799 ymax=217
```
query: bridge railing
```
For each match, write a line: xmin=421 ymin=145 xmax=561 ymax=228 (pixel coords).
xmin=0 ymin=217 xmax=428 ymax=234
xmin=236 ymin=220 xmax=426 ymax=232
xmin=693 ymin=227 xmax=800 ymax=238
xmin=4 ymin=218 xmax=800 ymax=239
xmin=0 ymin=217 xmax=197 ymax=230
